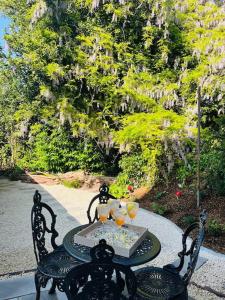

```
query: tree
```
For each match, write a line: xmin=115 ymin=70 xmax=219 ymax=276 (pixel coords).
xmin=0 ymin=0 xmax=224 ymax=190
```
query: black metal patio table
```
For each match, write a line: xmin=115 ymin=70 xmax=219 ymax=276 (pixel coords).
xmin=63 ymin=224 xmax=161 ymax=267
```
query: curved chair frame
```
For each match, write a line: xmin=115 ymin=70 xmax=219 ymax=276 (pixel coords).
xmin=64 ymin=239 xmax=137 ymax=300
xmin=31 ymin=190 xmax=59 ymax=263
xmin=87 ymin=183 xmax=116 ymax=223
xmin=164 ymin=210 xmax=207 ymax=284
xmin=135 ymin=210 xmax=207 ymax=300
xmin=31 ymin=190 xmax=81 ymax=300
xmin=182 ymin=210 xmax=207 ymax=285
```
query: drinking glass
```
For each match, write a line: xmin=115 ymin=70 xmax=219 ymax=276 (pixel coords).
xmin=114 ymin=208 xmax=126 ymax=228
xmin=97 ymin=204 xmax=110 ymax=225
xmin=108 ymin=199 xmax=120 ymax=219
xmin=126 ymin=202 xmax=139 ymax=223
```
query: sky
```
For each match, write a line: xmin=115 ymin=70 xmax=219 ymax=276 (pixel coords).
xmin=0 ymin=15 xmax=10 ymax=49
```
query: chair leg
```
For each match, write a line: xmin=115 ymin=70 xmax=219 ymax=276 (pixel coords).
xmin=34 ymin=272 xmax=41 ymax=300
xmin=173 ymin=288 xmax=188 ymax=300
xmin=49 ymin=279 xmax=57 ymax=294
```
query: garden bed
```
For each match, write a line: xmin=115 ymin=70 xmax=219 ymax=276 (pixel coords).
xmin=6 ymin=170 xmax=115 ymax=192
xmin=138 ymin=181 xmax=225 ymax=254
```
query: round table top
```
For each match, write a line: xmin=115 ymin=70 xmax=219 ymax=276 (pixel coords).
xmin=63 ymin=224 xmax=161 ymax=267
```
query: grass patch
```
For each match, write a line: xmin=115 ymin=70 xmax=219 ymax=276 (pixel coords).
xmin=62 ymin=179 xmax=82 ymax=189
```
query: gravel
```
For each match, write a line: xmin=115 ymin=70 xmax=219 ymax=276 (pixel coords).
xmin=0 ymin=178 xmax=224 ymax=299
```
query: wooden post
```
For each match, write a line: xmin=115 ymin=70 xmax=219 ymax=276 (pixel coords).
xmin=196 ymin=86 xmax=201 ymax=208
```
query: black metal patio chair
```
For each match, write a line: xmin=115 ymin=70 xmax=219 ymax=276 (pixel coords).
xmin=134 ymin=210 xmax=207 ymax=300
xmin=64 ymin=239 xmax=137 ymax=300
xmin=31 ymin=190 xmax=82 ymax=300
xmin=87 ymin=183 xmax=117 ymax=224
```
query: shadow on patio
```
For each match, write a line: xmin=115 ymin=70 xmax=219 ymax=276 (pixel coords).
xmin=0 ymin=176 xmax=96 ymax=299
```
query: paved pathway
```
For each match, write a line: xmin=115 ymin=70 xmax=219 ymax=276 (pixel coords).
xmin=0 ymin=178 xmax=225 ymax=299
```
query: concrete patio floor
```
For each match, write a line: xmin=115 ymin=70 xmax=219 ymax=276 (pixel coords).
xmin=0 ymin=274 xmax=67 ymax=300
xmin=0 ymin=178 xmax=225 ymax=299
xmin=0 ymin=273 xmax=197 ymax=300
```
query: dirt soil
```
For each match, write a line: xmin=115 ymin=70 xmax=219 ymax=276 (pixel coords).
xmin=19 ymin=171 xmax=115 ymax=191
xmin=138 ymin=181 xmax=225 ymax=254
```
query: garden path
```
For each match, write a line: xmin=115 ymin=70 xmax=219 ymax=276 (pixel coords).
xmin=0 ymin=178 xmax=224 ymax=299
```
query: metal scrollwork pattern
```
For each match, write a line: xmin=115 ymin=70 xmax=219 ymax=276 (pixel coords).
xmin=182 ymin=210 xmax=207 ymax=285
xmin=38 ymin=248 xmax=81 ymax=278
xmin=55 ymin=278 xmax=65 ymax=292
xmin=63 ymin=225 xmax=161 ymax=267
xmin=64 ymin=239 xmax=137 ymax=300
xmin=32 ymin=204 xmax=48 ymax=262
xmin=90 ymin=239 xmax=115 ymax=262
xmin=71 ymin=236 xmax=153 ymax=261
xmin=35 ymin=270 xmax=50 ymax=289
xmin=99 ymin=183 xmax=109 ymax=194
xmin=31 ymin=190 xmax=59 ymax=263
xmin=135 ymin=267 xmax=185 ymax=300
xmin=31 ymin=190 xmax=83 ymax=300
xmin=87 ymin=183 xmax=116 ymax=224
xmin=135 ymin=211 xmax=207 ymax=300
xmin=131 ymin=238 xmax=153 ymax=258
xmin=164 ymin=209 xmax=207 ymax=285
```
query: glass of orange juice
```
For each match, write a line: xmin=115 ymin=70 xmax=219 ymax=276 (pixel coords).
xmin=114 ymin=208 xmax=126 ymax=228
xmin=97 ymin=204 xmax=109 ymax=225
xmin=126 ymin=202 xmax=139 ymax=223
xmin=108 ymin=199 xmax=120 ymax=219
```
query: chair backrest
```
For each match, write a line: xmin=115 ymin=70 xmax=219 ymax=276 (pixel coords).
xmin=87 ymin=183 xmax=116 ymax=224
xmin=173 ymin=210 xmax=207 ymax=285
xmin=64 ymin=239 xmax=137 ymax=300
xmin=31 ymin=190 xmax=59 ymax=263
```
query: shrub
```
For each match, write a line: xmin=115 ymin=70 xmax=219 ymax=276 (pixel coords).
xmin=62 ymin=179 xmax=82 ymax=189
xmin=109 ymin=179 xmax=128 ymax=199
xmin=207 ymin=219 xmax=224 ymax=236
xmin=182 ymin=215 xmax=196 ymax=226
xmin=0 ymin=144 xmax=12 ymax=170
xmin=151 ymin=202 xmax=167 ymax=216
xmin=200 ymin=124 xmax=225 ymax=195
xmin=155 ymin=191 xmax=167 ymax=200
xmin=18 ymin=128 xmax=105 ymax=173
xmin=176 ymin=163 xmax=195 ymax=187
xmin=109 ymin=153 xmax=149 ymax=198
xmin=8 ymin=166 xmax=25 ymax=181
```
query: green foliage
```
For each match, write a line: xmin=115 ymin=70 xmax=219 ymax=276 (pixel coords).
xmin=7 ymin=166 xmax=25 ymax=181
xmin=109 ymin=153 xmax=148 ymax=198
xmin=72 ymin=142 xmax=105 ymax=173
xmin=155 ymin=191 xmax=168 ymax=200
xmin=151 ymin=202 xmax=168 ymax=216
xmin=176 ymin=164 xmax=195 ymax=186
xmin=118 ymin=154 xmax=149 ymax=188
xmin=201 ymin=121 xmax=225 ymax=195
xmin=62 ymin=179 xmax=82 ymax=189
xmin=18 ymin=128 xmax=105 ymax=173
xmin=109 ymin=180 xmax=128 ymax=199
xmin=114 ymin=110 xmax=187 ymax=186
xmin=0 ymin=0 xmax=225 ymax=194
xmin=207 ymin=219 xmax=224 ymax=237
xmin=182 ymin=215 xmax=196 ymax=226
xmin=114 ymin=110 xmax=186 ymax=148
